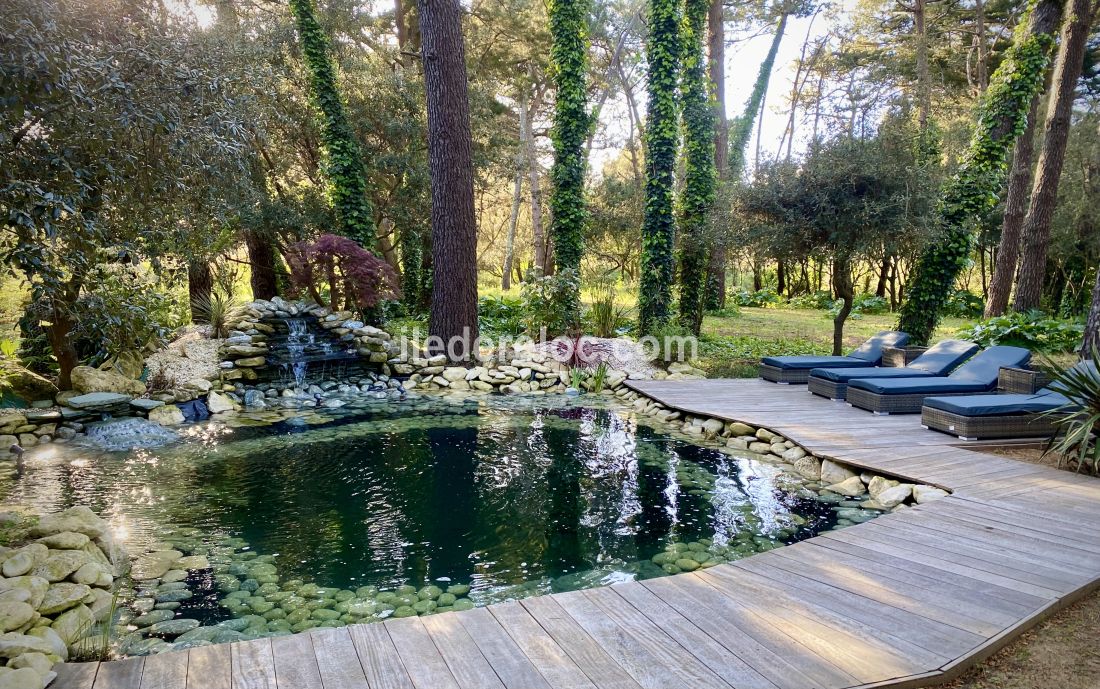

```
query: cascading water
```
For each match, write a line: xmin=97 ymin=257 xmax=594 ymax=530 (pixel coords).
xmin=259 ymin=316 xmax=365 ymax=387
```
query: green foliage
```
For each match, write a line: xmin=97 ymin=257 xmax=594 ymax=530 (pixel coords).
xmin=1042 ymin=350 xmax=1100 ymax=473
xmin=0 ymin=341 xmax=16 ymax=359
xmin=639 ymin=0 xmax=681 ymax=335
xmin=957 ymin=310 xmax=1084 ymax=352
xmin=676 ymin=0 xmax=717 ymax=334
xmin=0 ymin=514 xmax=37 ymax=549
xmin=289 ymin=0 xmax=376 ymax=247
xmin=898 ymin=0 xmax=1061 ymax=344
xmin=590 ymin=361 xmax=610 ymax=393
xmin=827 ymin=294 xmax=889 ymax=318
xmin=787 ymin=291 xmax=835 ymax=310
xmin=585 ymin=279 xmax=631 ymax=338
xmin=521 ymin=270 xmax=581 ymax=338
xmin=943 ymin=290 xmax=986 ymax=318
xmin=548 ymin=0 xmax=591 ymax=327
xmin=478 ymin=295 xmax=526 ymax=339
xmin=70 ymin=265 xmax=175 ymax=366
xmin=190 ymin=292 xmax=236 ymax=339
xmin=569 ymin=366 xmax=587 ymax=389
xmin=733 ymin=288 xmax=785 ymax=308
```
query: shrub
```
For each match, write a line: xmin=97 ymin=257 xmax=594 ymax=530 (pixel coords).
xmin=520 ymin=269 xmax=579 ymax=338
xmin=787 ymin=291 xmax=834 ymax=310
xmin=957 ymin=310 xmax=1084 ymax=353
xmin=732 ymin=288 xmax=785 ymax=308
xmin=826 ymin=293 xmax=889 ymax=319
xmin=1043 ymin=350 xmax=1100 ymax=473
xmin=942 ymin=290 xmax=985 ymax=318
xmin=191 ymin=293 xmax=235 ymax=339
xmin=286 ymin=234 xmax=399 ymax=313
xmin=70 ymin=265 xmax=175 ymax=366
xmin=478 ymin=296 xmax=525 ymax=339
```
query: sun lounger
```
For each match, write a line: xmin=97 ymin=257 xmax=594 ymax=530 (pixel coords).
xmin=807 ymin=339 xmax=979 ymax=400
xmin=758 ymin=331 xmax=910 ymax=384
xmin=845 ymin=345 xmax=1032 ymax=414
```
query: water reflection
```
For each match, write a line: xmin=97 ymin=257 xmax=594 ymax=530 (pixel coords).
xmin=6 ymin=397 xmax=836 ymax=596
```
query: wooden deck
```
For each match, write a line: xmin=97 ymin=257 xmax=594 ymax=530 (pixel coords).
xmin=54 ymin=379 xmax=1100 ymax=689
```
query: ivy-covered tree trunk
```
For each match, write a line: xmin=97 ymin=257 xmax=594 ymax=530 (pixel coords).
xmin=289 ymin=0 xmax=376 ymax=247
xmin=548 ymin=0 xmax=590 ymax=327
xmin=418 ymin=0 xmax=480 ymax=355
xmin=985 ymin=94 xmax=1041 ymax=317
xmin=677 ymin=0 xmax=716 ymax=335
xmin=638 ymin=0 xmax=681 ymax=335
xmin=897 ymin=0 xmax=1063 ymax=344
xmin=1013 ymin=0 xmax=1094 ymax=312
xmin=703 ymin=11 xmax=786 ymax=310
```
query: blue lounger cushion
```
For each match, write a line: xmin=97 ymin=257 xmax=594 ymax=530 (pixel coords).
xmin=810 ymin=339 xmax=979 ymax=383
xmin=847 ymin=345 xmax=1032 ymax=395
xmin=761 ymin=331 xmax=910 ymax=370
xmin=923 ymin=390 xmax=1070 ymax=417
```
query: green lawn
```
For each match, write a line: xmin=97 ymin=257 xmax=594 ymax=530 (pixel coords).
xmin=696 ymin=307 xmax=976 ymax=378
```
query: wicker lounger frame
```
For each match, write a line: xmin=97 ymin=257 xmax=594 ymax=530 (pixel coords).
xmin=846 ymin=387 xmax=980 ymax=415
xmin=759 ymin=364 xmax=810 ymax=384
xmin=807 ymin=376 xmax=848 ymax=400
xmin=921 ymin=407 xmax=1063 ymax=441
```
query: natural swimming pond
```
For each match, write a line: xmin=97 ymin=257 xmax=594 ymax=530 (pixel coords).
xmin=11 ymin=393 xmax=883 ymax=656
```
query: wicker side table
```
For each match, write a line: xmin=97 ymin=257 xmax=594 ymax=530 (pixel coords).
xmin=998 ymin=367 xmax=1052 ymax=394
xmin=881 ymin=345 xmax=929 ymax=368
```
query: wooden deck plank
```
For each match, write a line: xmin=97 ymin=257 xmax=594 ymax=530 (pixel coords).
xmin=385 ymin=616 xmax=461 ymax=689
xmin=270 ymin=632 xmax=323 ymax=689
xmin=730 ymin=555 xmax=987 ymax=656
xmin=420 ymin=611 xmax=507 ymax=689
xmin=455 ymin=607 xmax=554 ymax=689
xmin=52 ymin=662 xmax=99 ymax=689
xmin=348 ymin=621 xmax=415 ymax=689
xmin=139 ymin=652 xmax=188 ymax=689
xmin=697 ymin=567 xmax=941 ymax=682
xmin=92 ymin=657 xmax=143 ymax=689
xmin=608 ymin=581 xmax=778 ymax=689
xmin=520 ymin=595 xmax=644 ymax=689
xmin=487 ymin=601 xmax=599 ymax=689
xmin=552 ymin=588 xmax=731 ymax=689
xmin=644 ymin=573 xmax=857 ymax=688
xmin=309 ymin=627 xmax=369 ymax=689
xmin=231 ymin=638 xmax=277 ymax=689
xmin=187 ymin=644 xmax=231 ymax=689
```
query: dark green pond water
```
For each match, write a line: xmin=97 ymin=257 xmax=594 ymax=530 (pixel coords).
xmin=11 ymin=394 xmax=850 ymax=651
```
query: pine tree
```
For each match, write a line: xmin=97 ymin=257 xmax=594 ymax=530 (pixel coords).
xmin=897 ymin=0 xmax=1063 ymax=344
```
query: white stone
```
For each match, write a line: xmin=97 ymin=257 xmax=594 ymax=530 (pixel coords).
xmin=792 ymin=456 xmax=821 ymax=480
xmin=912 ymin=485 xmax=949 ymax=503
xmin=206 ymin=391 xmax=235 ymax=414
xmin=874 ymin=484 xmax=913 ymax=509
xmin=782 ymin=446 xmax=807 ymax=461
xmin=820 ymin=459 xmax=857 ymax=485
xmin=867 ymin=476 xmax=900 ymax=497
xmin=826 ymin=476 xmax=867 ymax=497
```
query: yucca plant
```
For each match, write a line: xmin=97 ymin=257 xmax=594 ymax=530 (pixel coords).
xmin=191 ymin=292 xmax=235 ymax=338
xmin=587 ymin=283 xmax=630 ymax=338
xmin=1042 ymin=348 xmax=1100 ymax=473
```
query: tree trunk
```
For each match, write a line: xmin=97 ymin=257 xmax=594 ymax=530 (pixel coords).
xmin=728 ymin=13 xmax=787 ymax=176
xmin=502 ymin=167 xmax=523 ymax=290
xmin=524 ymin=67 xmax=547 ymax=275
xmin=1013 ymin=0 xmax=1093 ymax=312
xmin=188 ymin=261 xmax=214 ymax=324
xmin=896 ymin=0 xmax=1063 ymax=343
xmin=418 ymin=0 xmax=480 ymax=356
xmin=832 ymin=254 xmax=854 ymax=356
xmin=708 ymin=0 xmax=726 ymax=176
xmin=908 ymin=0 xmax=931 ymax=133
xmin=48 ymin=307 xmax=79 ymax=391
xmin=246 ymin=230 xmax=279 ymax=300
xmin=985 ymin=95 xmax=1041 ymax=317
xmin=776 ymin=260 xmax=787 ymax=296
xmin=975 ymin=0 xmax=988 ymax=93
xmin=1083 ymin=263 xmax=1100 ymax=357
xmin=752 ymin=261 xmax=763 ymax=292
xmin=875 ymin=253 xmax=891 ymax=298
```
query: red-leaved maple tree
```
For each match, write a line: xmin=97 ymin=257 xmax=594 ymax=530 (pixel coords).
xmin=286 ymin=234 xmax=399 ymax=312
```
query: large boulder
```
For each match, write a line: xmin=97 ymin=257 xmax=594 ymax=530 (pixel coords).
xmin=0 ymin=361 xmax=57 ymax=404
xmin=148 ymin=405 xmax=185 ymax=426
xmin=70 ymin=366 xmax=145 ymax=396
xmin=205 ymin=391 xmax=235 ymax=414
xmin=98 ymin=350 xmax=145 ymax=380
xmin=29 ymin=507 xmax=108 ymax=540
